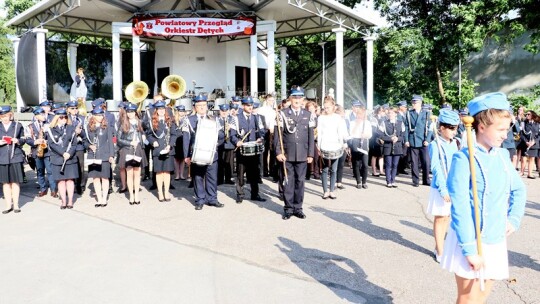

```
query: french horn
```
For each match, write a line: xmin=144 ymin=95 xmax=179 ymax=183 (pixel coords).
xmin=125 ymin=81 xmax=149 ymax=112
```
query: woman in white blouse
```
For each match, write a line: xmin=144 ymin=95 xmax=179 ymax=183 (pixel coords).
xmin=348 ymin=101 xmax=372 ymax=189
xmin=317 ymin=97 xmax=348 ymax=199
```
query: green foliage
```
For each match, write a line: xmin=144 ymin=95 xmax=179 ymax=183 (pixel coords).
xmin=508 ymin=84 xmax=540 ymax=112
xmin=0 ymin=19 xmax=15 ymax=105
xmin=373 ymin=0 xmax=513 ymax=105
xmin=440 ymin=71 xmax=478 ymax=110
xmin=4 ymin=0 xmax=37 ymax=20
xmin=508 ymin=0 xmax=540 ymax=54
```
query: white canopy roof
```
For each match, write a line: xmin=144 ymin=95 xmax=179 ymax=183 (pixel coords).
xmin=6 ymin=0 xmax=382 ymax=42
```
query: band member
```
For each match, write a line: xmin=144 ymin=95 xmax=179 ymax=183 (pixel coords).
xmin=378 ymin=108 xmax=405 ymax=188
xmin=67 ymin=100 xmax=86 ymax=194
xmin=84 ymin=107 xmax=114 ymax=207
xmin=146 ymin=101 xmax=177 ymax=202
xmin=442 ymin=92 xmax=526 ymax=303
xmin=305 ymin=101 xmax=320 ymax=181
xmin=396 ymin=100 xmax=409 ymax=174
xmin=183 ymin=94 xmax=225 ymax=210
xmin=230 ymin=97 xmax=267 ymax=203
xmin=317 ymin=96 xmax=348 ymax=199
xmin=217 ymin=104 xmax=235 ymax=185
xmin=174 ymin=105 xmax=187 ymax=181
xmin=92 ymin=98 xmax=116 ymax=194
xmin=257 ymin=94 xmax=277 ymax=180
xmin=502 ymin=107 xmax=520 ymax=168
xmin=274 ymin=86 xmax=315 ymax=220
xmin=47 ymin=109 xmax=78 ymax=209
xmin=348 ymin=101 xmax=372 ymax=189
xmin=40 ymin=100 xmax=55 ymax=123
xmin=334 ymin=105 xmax=349 ymax=189
xmin=117 ymin=103 xmax=148 ymax=205
xmin=0 ymin=106 xmax=25 ymax=214
xmin=404 ymin=95 xmax=431 ymax=187
xmin=369 ymin=106 xmax=385 ymax=176
xmin=426 ymin=109 xmax=459 ymax=262
xmin=27 ymin=107 xmax=57 ymax=198
xmin=252 ymin=102 xmax=265 ymax=183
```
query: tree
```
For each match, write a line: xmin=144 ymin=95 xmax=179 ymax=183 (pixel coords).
xmin=373 ymin=0 xmax=513 ymax=106
xmin=508 ymin=0 xmax=540 ymax=54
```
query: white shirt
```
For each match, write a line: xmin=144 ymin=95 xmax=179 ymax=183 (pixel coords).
xmin=349 ymin=119 xmax=372 ymax=139
xmin=317 ymin=113 xmax=348 ymax=151
xmin=257 ymin=105 xmax=276 ymax=131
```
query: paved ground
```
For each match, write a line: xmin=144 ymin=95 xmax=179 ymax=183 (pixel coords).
xmin=0 ymin=166 xmax=538 ymax=304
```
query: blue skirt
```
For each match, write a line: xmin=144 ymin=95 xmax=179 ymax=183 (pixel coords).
xmin=52 ymin=163 xmax=79 ymax=181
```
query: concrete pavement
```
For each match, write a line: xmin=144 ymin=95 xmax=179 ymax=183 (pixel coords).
xmin=0 ymin=167 xmax=538 ymax=303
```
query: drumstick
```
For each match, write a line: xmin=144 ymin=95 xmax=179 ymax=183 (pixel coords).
xmin=463 ymin=116 xmax=485 ymax=291
xmin=233 ymin=130 xmax=251 ymax=152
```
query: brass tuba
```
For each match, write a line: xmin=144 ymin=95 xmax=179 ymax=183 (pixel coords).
xmin=161 ymin=75 xmax=186 ymax=107
xmin=125 ymin=81 xmax=149 ymax=112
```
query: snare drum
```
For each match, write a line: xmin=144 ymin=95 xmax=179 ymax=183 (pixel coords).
xmin=320 ymin=148 xmax=343 ymax=160
xmin=240 ymin=141 xmax=264 ymax=156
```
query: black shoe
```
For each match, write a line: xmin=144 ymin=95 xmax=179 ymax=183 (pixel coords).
xmin=188 ymin=182 xmax=194 ymax=188
xmin=94 ymin=204 xmax=101 ymax=208
xmin=129 ymin=201 xmax=135 ymax=205
xmin=135 ymin=201 xmax=140 ymax=205
xmin=356 ymin=184 xmax=362 ymax=189
xmin=142 ymin=175 xmax=150 ymax=181
xmin=13 ymin=209 xmax=21 ymax=213
xmin=195 ymin=204 xmax=203 ymax=210
xmin=158 ymin=198 xmax=165 ymax=202
xmin=282 ymin=213 xmax=292 ymax=220
xmin=413 ymin=183 xmax=419 ymax=187
xmin=336 ymin=184 xmax=345 ymax=189
xmin=217 ymin=181 xmax=224 ymax=185
xmin=170 ymin=185 xmax=176 ymax=190
xmin=60 ymin=205 xmax=67 ymax=210
xmin=117 ymin=188 xmax=127 ymax=194
xmin=2 ymin=208 xmax=13 ymax=214
xmin=258 ymin=178 xmax=263 ymax=184
xmin=236 ymin=195 xmax=243 ymax=203
xmin=164 ymin=198 xmax=172 ymax=202
xmin=293 ymin=211 xmax=306 ymax=219
xmin=149 ymin=185 xmax=157 ymax=190
xmin=211 ymin=202 xmax=224 ymax=208
xmin=251 ymin=195 xmax=266 ymax=202
xmin=422 ymin=182 xmax=431 ymax=186
xmin=362 ymin=184 xmax=368 ymax=189
xmin=76 ymin=187 xmax=83 ymax=195
xmin=108 ymin=188 xmax=113 ymax=194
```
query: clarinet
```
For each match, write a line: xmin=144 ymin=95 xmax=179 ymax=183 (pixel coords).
xmin=60 ymin=132 xmax=76 ymax=174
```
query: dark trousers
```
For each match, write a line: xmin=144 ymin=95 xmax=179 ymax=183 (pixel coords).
xmin=217 ymin=148 xmax=234 ymax=184
xmin=192 ymin=161 xmax=218 ymax=205
xmin=384 ymin=155 xmax=401 ymax=184
xmin=144 ymin=144 xmax=152 ymax=177
xmin=263 ymin=134 xmax=276 ymax=177
xmin=74 ymin=150 xmax=85 ymax=190
xmin=351 ymin=151 xmax=368 ymax=185
xmin=36 ymin=156 xmax=56 ymax=192
xmin=397 ymin=144 xmax=409 ymax=173
xmin=283 ymin=161 xmax=307 ymax=214
xmin=336 ymin=152 xmax=346 ymax=183
xmin=410 ymin=146 xmax=431 ymax=184
xmin=236 ymin=153 xmax=259 ymax=198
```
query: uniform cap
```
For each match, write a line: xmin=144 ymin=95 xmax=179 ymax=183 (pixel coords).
xmin=0 ymin=105 xmax=12 ymax=115
xmin=438 ymin=109 xmax=460 ymax=125
xmin=175 ymin=105 xmax=186 ymax=112
xmin=66 ymin=100 xmax=78 ymax=108
xmin=194 ymin=94 xmax=208 ymax=102
xmin=91 ymin=107 xmax=105 ymax=115
xmin=467 ymin=92 xmax=509 ymax=116
xmin=219 ymin=104 xmax=230 ymax=111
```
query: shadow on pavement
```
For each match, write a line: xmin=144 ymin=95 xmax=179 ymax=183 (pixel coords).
xmin=276 ymin=237 xmax=393 ymax=304
xmin=311 ymin=207 xmax=432 ymax=257
xmin=399 ymin=220 xmax=433 ymax=237
xmin=508 ymin=250 xmax=540 ymax=272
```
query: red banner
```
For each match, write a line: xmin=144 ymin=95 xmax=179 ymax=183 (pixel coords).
xmin=133 ymin=17 xmax=256 ymax=37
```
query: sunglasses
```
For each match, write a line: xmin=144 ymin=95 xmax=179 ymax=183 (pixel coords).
xmin=59 ymin=116 xmax=68 ymax=119
xmin=446 ymin=126 xmax=457 ymax=130
xmin=526 ymin=113 xmax=532 ymax=116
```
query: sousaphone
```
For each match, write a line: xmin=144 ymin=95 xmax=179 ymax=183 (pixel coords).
xmin=125 ymin=81 xmax=149 ymax=112
xmin=161 ymin=75 xmax=187 ymax=107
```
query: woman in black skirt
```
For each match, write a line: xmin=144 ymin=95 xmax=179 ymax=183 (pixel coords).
xmin=117 ymin=103 xmax=148 ymax=205
xmin=174 ymin=105 xmax=187 ymax=180
xmin=0 ymin=106 xmax=26 ymax=214
xmin=84 ymin=107 xmax=115 ymax=207
xmin=518 ymin=110 xmax=540 ymax=178
xmin=47 ymin=109 xmax=79 ymax=209
xmin=146 ymin=101 xmax=178 ymax=201
xmin=369 ymin=106 xmax=385 ymax=176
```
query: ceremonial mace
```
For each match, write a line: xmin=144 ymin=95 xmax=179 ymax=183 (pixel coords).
xmin=463 ymin=116 xmax=485 ymax=291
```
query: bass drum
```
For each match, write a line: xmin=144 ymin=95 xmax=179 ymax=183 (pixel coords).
xmin=191 ymin=118 xmax=219 ymax=165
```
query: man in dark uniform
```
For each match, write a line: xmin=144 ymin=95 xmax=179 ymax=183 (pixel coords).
xmin=274 ymin=87 xmax=314 ymax=220
xmin=217 ymin=104 xmax=235 ymax=185
xmin=39 ymin=100 xmax=55 ymax=123
xmin=403 ymin=95 xmax=431 ymax=187
xmin=67 ymin=100 xmax=86 ymax=194
xmin=396 ymin=100 xmax=409 ymax=175
xmin=183 ymin=94 xmax=225 ymax=210
xmin=252 ymin=101 xmax=265 ymax=183
xmin=230 ymin=97 xmax=266 ymax=203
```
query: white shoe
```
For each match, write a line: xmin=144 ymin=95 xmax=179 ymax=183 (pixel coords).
xmin=434 ymin=250 xmax=441 ymax=263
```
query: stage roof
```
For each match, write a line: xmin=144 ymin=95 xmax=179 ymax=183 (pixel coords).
xmin=6 ymin=0 xmax=383 ymax=43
